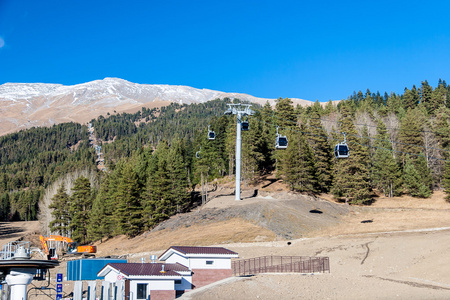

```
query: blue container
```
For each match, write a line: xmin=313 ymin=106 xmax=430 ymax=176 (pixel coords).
xmin=67 ymin=258 xmax=127 ymax=281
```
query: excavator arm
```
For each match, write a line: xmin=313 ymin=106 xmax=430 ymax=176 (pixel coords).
xmin=39 ymin=235 xmax=96 ymax=257
xmin=39 ymin=235 xmax=50 ymax=256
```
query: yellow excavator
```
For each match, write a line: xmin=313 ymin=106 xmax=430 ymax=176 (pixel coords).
xmin=39 ymin=235 xmax=96 ymax=260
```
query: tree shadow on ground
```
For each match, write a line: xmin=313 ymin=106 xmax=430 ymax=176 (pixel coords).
xmin=0 ymin=222 xmax=25 ymax=240
xmin=261 ymin=178 xmax=279 ymax=189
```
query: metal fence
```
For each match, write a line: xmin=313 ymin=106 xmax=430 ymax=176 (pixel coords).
xmin=232 ymin=256 xmax=330 ymax=276
xmin=1 ymin=241 xmax=30 ymax=260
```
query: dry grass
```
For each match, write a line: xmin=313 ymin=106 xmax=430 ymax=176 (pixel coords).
xmin=371 ymin=190 xmax=449 ymax=209
xmin=311 ymin=209 xmax=450 ymax=237
xmin=94 ymin=218 xmax=277 ymax=258
xmin=312 ymin=190 xmax=450 ymax=237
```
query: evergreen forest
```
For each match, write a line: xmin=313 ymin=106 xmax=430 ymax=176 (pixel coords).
xmin=2 ymin=80 xmax=450 ymax=244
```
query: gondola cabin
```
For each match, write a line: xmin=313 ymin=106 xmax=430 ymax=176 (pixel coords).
xmin=334 ymin=143 xmax=349 ymax=158
xmin=208 ymin=131 xmax=215 ymax=140
xmin=241 ymin=121 xmax=249 ymax=131
xmin=207 ymin=126 xmax=215 ymax=140
xmin=275 ymin=136 xmax=288 ymax=149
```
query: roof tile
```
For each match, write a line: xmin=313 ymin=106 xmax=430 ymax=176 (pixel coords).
xmin=169 ymin=246 xmax=238 ymax=255
xmin=108 ymin=263 xmax=188 ymax=277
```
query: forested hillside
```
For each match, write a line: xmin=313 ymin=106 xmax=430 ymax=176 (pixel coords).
xmin=2 ymin=80 xmax=450 ymax=245
xmin=0 ymin=123 xmax=95 ymax=221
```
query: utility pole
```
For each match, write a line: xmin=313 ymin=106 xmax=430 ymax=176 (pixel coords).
xmin=224 ymin=103 xmax=254 ymax=200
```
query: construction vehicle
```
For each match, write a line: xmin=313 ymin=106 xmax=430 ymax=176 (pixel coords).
xmin=39 ymin=235 xmax=96 ymax=260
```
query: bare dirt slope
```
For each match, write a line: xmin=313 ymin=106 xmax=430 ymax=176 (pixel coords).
xmin=0 ymin=221 xmax=40 ymax=246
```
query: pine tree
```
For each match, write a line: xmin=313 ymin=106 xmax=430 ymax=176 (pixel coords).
xmin=323 ymin=100 xmax=337 ymax=115
xmin=371 ymin=120 xmax=401 ymax=197
xmin=211 ymin=115 xmax=231 ymax=176
xmin=403 ymin=155 xmax=431 ymax=197
xmin=49 ymin=183 xmax=70 ymax=235
xmin=240 ymin=115 xmax=266 ymax=185
xmin=0 ymin=193 xmax=10 ymax=221
xmin=443 ymin=161 xmax=450 ymax=202
xmin=307 ymin=108 xmax=333 ymax=192
xmin=403 ymin=86 xmax=420 ymax=110
xmin=386 ymin=92 xmax=402 ymax=114
xmin=69 ymin=176 xmax=92 ymax=244
xmin=420 ymin=80 xmax=433 ymax=114
xmin=167 ymin=139 xmax=190 ymax=213
xmin=225 ymin=115 xmax=237 ymax=179
xmin=259 ymin=102 xmax=276 ymax=172
xmin=433 ymin=106 xmax=450 ymax=154
xmin=360 ymin=125 xmax=372 ymax=175
xmin=145 ymin=141 xmax=173 ymax=226
xmin=331 ymin=103 xmax=372 ymax=204
xmin=281 ymin=130 xmax=318 ymax=193
xmin=274 ymin=97 xmax=297 ymax=175
xmin=414 ymin=154 xmax=433 ymax=193
xmin=87 ymin=175 xmax=114 ymax=241
xmin=114 ymin=162 xmax=143 ymax=237
xmin=433 ymin=81 xmax=448 ymax=111
xmin=398 ymin=108 xmax=424 ymax=165
xmin=275 ymin=98 xmax=296 ymax=128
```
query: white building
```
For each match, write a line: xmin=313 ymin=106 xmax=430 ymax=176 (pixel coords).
xmin=158 ymin=246 xmax=238 ymax=289
xmin=97 ymin=262 xmax=191 ymax=300
xmin=97 ymin=246 xmax=238 ymax=300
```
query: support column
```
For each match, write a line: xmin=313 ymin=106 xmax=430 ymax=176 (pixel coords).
xmin=235 ymin=112 xmax=241 ymax=201
xmin=5 ymin=270 xmax=35 ymax=300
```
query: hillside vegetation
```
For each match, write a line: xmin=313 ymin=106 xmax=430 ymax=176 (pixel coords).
xmin=1 ymin=80 xmax=450 ymax=246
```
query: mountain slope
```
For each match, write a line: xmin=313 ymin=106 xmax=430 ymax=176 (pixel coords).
xmin=0 ymin=78 xmax=318 ymax=135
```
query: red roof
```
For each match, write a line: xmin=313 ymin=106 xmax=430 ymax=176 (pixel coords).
xmin=159 ymin=246 xmax=238 ymax=259
xmin=105 ymin=263 xmax=189 ymax=277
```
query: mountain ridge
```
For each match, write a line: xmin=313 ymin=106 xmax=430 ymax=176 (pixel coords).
xmin=0 ymin=77 xmax=325 ymax=136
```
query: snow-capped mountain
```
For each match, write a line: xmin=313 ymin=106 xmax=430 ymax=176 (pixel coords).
xmin=0 ymin=78 xmax=315 ymax=135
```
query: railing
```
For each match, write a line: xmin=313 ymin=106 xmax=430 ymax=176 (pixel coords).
xmin=1 ymin=241 xmax=31 ymax=260
xmin=232 ymin=256 xmax=330 ymax=276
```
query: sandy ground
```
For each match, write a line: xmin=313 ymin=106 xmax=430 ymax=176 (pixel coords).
xmin=183 ymin=228 xmax=450 ymax=299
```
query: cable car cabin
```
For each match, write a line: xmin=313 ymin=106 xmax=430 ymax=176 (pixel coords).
xmin=207 ymin=125 xmax=215 ymax=140
xmin=241 ymin=121 xmax=249 ymax=131
xmin=334 ymin=143 xmax=349 ymax=158
xmin=275 ymin=136 xmax=288 ymax=149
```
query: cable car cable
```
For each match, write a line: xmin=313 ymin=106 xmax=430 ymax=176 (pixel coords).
xmin=255 ymin=118 xmax=450 ymax=162
xmin=258 ymin=112 xmax=450 ymax=154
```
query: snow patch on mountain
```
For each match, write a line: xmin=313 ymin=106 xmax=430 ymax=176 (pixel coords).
xmin=0 ymin=77 xmax=323 ymax=136
xmin=0 ymin=78 xmax=275 ymax=106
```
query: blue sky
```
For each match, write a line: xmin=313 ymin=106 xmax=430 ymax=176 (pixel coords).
xmin=1 ymin=0 xmax=449 ymax=102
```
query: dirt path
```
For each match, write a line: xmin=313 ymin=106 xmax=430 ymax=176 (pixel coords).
xmin=184 ymin=228 xmax=450 ymax=299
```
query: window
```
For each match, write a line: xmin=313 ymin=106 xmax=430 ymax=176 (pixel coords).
xmin=175 ymin=279 xmax=182 ymax=285
xmin=136 ymin=283 xmax=147 ymax=300
xmin=206 ymin=260 xmax=214 ymax=265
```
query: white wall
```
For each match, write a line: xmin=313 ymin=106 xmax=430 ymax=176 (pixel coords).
xmin=189 ymin=257 xmax=231 ymax=269
xmin=175 ymin=275 xmax=192 ymax=291
xmin=164 ymin=252 xmax=232 ymax=269
xmin=104 ymin=269 xmax=120 ymax=283
xmin=130 ymin=279 xmax=175 ymax=300
xmin=165 ymin=252 xmax=189 ymax=267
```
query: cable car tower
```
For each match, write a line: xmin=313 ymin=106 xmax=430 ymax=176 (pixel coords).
xmin=224 ymin=103 xmax=254 ymax=200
